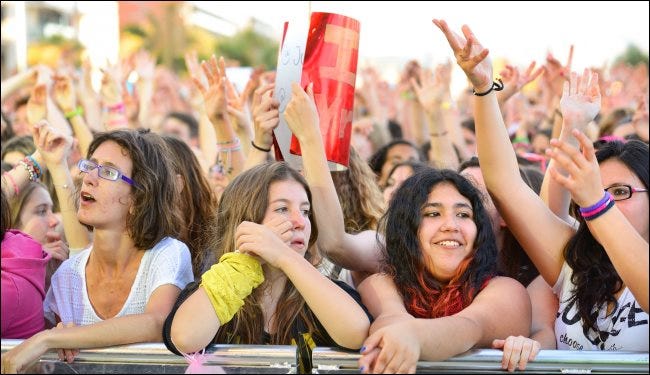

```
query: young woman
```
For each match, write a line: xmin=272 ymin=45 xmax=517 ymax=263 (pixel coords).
xmin=433 ymin=18 xmax=648 ymax=355
xmin=164 ymin=162 xmax=371 ymax=373
xmin=357 ymin=169 xmax=531 ymax=373
xmin=1 ymin=129 xmax=194 ymax=373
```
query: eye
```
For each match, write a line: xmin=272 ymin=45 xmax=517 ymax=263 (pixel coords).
xmin=102 ymin=167 xmax=120 ymax=180
xmin=302 ymin=208 xmax=311 ymax=216
xmin=274 ymin=206 xmax=288 ymax=214
xmin=457 ymin=211 xmax=473 ymax=219
xmin=610 ymin=187 xmax=629 ymax=197
xmin=423 ymin=210 xmax=440 ymax=218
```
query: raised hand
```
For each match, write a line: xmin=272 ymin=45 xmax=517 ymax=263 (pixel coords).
xmin=43 ymin=231 xmax=70 ymax=262
xmin=411 ymin=67 xmax=447 ymax=112
xmin=26 ymin=84 xmax=48 ymax=127
xmin=559 ymin=69 xmax=600 ymax=128
xmin=100 ymin=63 xmax=124 ymax=106
xmin=432 ymin=19 xmax=492 ymax=93
xmin=251 ymin=83 xmax=279 ymax=150
xmin=52 ymin=73 xmax=78 ymax=113
xmin=546 ymin=129 xmax=603 ymax=207
xmin=194 ymin=55 xmax=228 ymax=121
xmin=32 ymin=120 xmax=73 ymax=168
xmin=543 ymin=45 xmax=573 ymax=97
xmin=498 ymin=62 xmax=545 ymax=104
xmin=283 ymin=82 xmax=320 ymax=143
xmin=492 ymin=336 xmax=541 ymax=372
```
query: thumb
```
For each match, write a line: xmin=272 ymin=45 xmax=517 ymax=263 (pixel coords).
xmin=306 ymin=82 xmax=314 ymax=100
xmin=491 ymin=339 xmax=505 ymax=349
xmin=361 ymin=331 xmax=382 ymax=354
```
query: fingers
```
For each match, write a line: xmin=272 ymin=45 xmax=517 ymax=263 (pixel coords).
xmin=358 ymin=347 xmax=380 ymax=374
xmin=517 ymin=339 xmax=540 ymax=371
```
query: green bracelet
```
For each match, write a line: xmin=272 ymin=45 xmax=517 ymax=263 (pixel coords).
xmin=64 ymin=106 xmax=84 ymax=119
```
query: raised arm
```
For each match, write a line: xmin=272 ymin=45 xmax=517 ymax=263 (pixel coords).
xmin=51 ymin=73 xmax=93 ymax=157
xmin=433 ymin=19 xmax=575 ymax=286
xmin=32 ymin=121 xmax=91 ymax=250
xmin=284 ymin=83 xmax=382 ymax=273
xmin=541 ymin=69 xmax=600 ymax=225
xmin=243 ymin=83 xmax=278 ymax=171
xmin=547 ymin=130 xmax=648 ymax=312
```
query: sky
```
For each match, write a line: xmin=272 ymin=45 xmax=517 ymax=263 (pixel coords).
xmin=196 ymin=1 xmax=649 ymax=87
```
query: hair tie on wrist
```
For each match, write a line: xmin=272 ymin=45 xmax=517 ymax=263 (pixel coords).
xmin=473 ymin=79 xmax=504 ymax=96
xmin=251 ymin=141 xmax=271 ymax=152
xmin=64 ymin=106 xmax=84 ymax=119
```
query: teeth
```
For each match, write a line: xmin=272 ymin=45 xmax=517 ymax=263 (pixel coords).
xmin=437 ymin=240 xmax=460 ymax=247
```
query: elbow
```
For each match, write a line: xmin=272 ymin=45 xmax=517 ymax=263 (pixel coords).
xmin=170 ymin=320 xmax=205 ymax=354
xmin=332 ymin=316 xmax=371 ymax=350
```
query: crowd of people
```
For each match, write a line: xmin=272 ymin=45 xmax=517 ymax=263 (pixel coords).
xmin=1 ymin=16 xmax=648 ymax=374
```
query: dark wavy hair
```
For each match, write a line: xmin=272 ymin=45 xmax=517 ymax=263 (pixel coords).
xmin=84 ymin=129 xmax=181 ymax=250
xmin=565 ymin=140 xmax=649 ymax=334
xmin=368 ymin=140 xmax=423 ymax=183
xmin=379 ymin=168 xmax=498 ymax=318
xmin=206 ymin=161 xmax=321 ymax=345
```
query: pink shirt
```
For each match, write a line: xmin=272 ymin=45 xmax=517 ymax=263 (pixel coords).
xmin=1 ymin=230 xmax=51 ymax=339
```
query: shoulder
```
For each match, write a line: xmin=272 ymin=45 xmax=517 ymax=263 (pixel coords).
xmin=147 ymin=237 xmax=191 ymax=261
xmin=474 ymin=276 xmax=529 ymax=305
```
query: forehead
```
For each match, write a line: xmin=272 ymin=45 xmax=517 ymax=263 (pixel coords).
xmin=90 ymin=141 xmax=133 ymax=170
xmin=600 ymin=159 xmax=643 ymax=187
xmin=387 ymin=144 xmax=419 ymax=160
xmin=427 ymin=182 xmax=471 ymax=204
xmin=25 ymin=185 xmax=53 ymax=207
xmin=268 ymin=179 xmax=308 ymax=202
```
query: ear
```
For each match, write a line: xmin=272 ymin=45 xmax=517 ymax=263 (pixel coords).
xmin=498 ymin=215 xmax=507 ymax=228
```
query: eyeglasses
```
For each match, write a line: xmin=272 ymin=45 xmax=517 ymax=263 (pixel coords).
xmin=78 ymin=159 xmax=137 ymax=187
xmin=605 ymin=184 xmax=648 ymax=201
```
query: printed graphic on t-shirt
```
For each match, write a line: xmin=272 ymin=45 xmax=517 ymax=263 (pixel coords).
xmin=558 ymin=298 xmax=648 ymax=350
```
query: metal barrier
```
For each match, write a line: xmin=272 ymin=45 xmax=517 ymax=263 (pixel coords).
xmin=1 ymin=340 xmax=297 ymax=374
xmin=2 ymin=340 xmax=648 ymax=374
xmin=311 ymin=347 xmax=650 ymax=374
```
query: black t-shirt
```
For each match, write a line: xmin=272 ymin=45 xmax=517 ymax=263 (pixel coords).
xmin=162 ymin=278 xmax=371 ymax=373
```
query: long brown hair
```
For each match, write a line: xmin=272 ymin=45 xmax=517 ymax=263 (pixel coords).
xmin=206 ymin=162 xmax=321 ymax=344
xmin=162 ymin=135 xmax=218 ymax=276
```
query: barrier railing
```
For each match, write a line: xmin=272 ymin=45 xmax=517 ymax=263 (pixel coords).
xmin=312 ymin=347 xmax=650 ymax=374
xmin=1 ymin=340 xmax=297 ymax=374
xmin=2 ymin=340 xmax=648 ymax=374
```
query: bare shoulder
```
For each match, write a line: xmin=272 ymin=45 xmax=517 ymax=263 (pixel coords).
xmin=475 ymin=276 xmax=529 ymax=304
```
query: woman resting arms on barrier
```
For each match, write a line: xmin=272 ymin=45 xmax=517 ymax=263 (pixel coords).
xmin=164 ymin=85 xmax=371 ymax=373
xmin=1 ymin=129 xmax=194 ymax=374
xmin=357 ymin=167 xmax=531 ymax=374
xmin=434 ymin=15 xmax=648 ymax=357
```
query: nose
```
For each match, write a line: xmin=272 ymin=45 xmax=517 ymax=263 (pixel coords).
xmin=289 ymin=209 xmax=306 ymax=230
xmin=440 ymin=214 xmax=460 ymax=232
xmin=82 ymin=166 xmax=99 ymax=186
xmin=48 ymin=211 xmax=61 ymax=228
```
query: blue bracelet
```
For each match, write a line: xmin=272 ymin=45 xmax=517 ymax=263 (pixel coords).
xmin=583 ymin=199 xmax=615 ymax=221
xmin=579 ymin=192 xmax=611 ymax=214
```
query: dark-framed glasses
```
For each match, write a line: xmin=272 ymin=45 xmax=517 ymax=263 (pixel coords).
xmin=78 ymin=159 xmax=138 ymax=187
xmin=605 ymin=184 xmax=648 ymax=201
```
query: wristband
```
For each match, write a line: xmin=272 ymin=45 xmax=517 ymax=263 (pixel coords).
xmin=106 ymin=102 xmax=125 ymax=113
xmin=579 ymin=192 xmax=612 ymax=215
xmin=251 ymin=141 xmax=271 ymax=152
xmin=2 ymin=172 xmax=20 ymax=196
xmin=200 ymin=252 xmax=264 ymax=325
xmin=473 ymin=79 xmax=504 ymax=96
xmin=64 ymin=106 xmax=84 ymax=119
xmin=582 ymin=199 xmax=615 ymax=221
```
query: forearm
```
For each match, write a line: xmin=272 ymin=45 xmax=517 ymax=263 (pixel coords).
xmin=198 ymin=112 xmax=218 ymax=166
xmin=414 ymin=317 xmax=481 ymax=361
xmin=474 ymin=92 xmax=522 ymax=194
xmin=69 ymin=116 xmax=93 ymax=157
xmin=48 ymin=164 xmax=91 ymax=249
xmin=136 ymin=80 xmax=154 ymax=129
xmin=1 ymin=69 xmax=32 ymax=101
xmin=243 ymin=147 xmax=269 ymax=172
xmin=41 ymin=313 xmax=164 ymax=351
xmin=280 ymin=252 xmax=370 ymax=349
xmin=211 ymin=115 xmax=245 ymax=179
xmin=426 ymin=109 xmax=458 ymax=170
xmin=587 ymin=208 xmax=649 ymax=312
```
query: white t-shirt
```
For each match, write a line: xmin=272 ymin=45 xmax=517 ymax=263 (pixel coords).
xmin=44 ymin=237 xmax=194 ymax=325
xmin=553 ymin=262 xmax=648 ymax=351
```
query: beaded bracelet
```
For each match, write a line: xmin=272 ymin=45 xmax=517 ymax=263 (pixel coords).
xmin=18 ymin=160 xmax=37 ymax=182
xmin=473 ymin=79 xmax=504 ymax=96
xmin=26 ymin=155 xmax=43 ymax=179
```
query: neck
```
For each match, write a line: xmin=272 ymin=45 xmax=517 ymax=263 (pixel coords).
xmin=89 ymin=229 xmax=141 ymax=272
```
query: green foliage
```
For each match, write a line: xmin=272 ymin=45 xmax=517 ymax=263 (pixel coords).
xmin=614 ymin=44 xmax=649 ymax=67
xmin=215 ymin=26 xmax=279 ymax=69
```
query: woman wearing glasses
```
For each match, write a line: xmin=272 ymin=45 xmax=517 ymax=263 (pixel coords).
xmin=433 ymin=18 xmax=648 ymax=362
xmin=1 ymin=129 xmax=194 ymax=373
